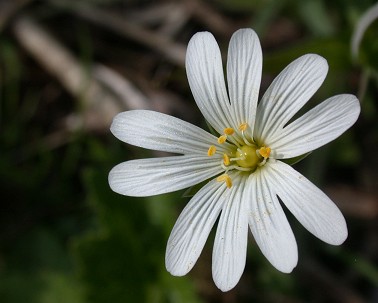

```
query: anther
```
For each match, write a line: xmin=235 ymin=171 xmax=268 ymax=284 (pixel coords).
xmin=207 ymin=145 xmax=216 ymax=156
xmin=216 ymin=174 xmax=232 ymax=188
xmin=258 ymin=147 xmax=271 ymax=159
xmin=224 ymin=127 xmax=235 ymax=135
xmin=223 ymin=154 xmax=230 ymax=166
xmin=217 ymin=135 xmax=227 ymax=144
xmin=257 ymin=146 xmax=271 ymax=166
xmin=238 ymin=123 xmax=248 ymax=132
xmin=238 ymin=123 xmax=253 ymax=146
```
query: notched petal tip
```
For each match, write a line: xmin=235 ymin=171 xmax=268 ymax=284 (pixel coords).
xmin=267 ymin=161 xmax=349 ymax=247
xmin=255 ymin=52 xmax=331 ymax=141
xmin=165 ymin=180 xmax=225 ymax=278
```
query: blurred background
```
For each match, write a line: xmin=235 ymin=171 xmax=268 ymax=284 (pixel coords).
xmin=1 ymin=0 xmax=377 ymax=302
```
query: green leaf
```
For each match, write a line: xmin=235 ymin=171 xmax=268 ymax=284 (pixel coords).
xmin=297 ymin=0 xmax=335 ymax=37
xmin=39 ymin=272 xmax=85 ymax=303
xmin=73 ymin=167 xmax=202 ymax=303
xmin=205 ymin=119 xmax=219 ymax=137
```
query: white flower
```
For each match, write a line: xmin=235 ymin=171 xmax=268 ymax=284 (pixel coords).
xmin=108 ymin=29 xmax=361 ymax=292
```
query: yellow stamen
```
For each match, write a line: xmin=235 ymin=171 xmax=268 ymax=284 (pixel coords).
xmin=223 ymin=154 xmax=230 ymax=166
xmin=259 ymin=146 xmax=271 ymax=159
xmin=224 ymin=127 xmax=235 ymax=135
xmin=217 ymin=135 xmax=227 ymax=144
xmin=216 ymin=174 xmax=232 ymax=188
xmin=207 ymin=145 xmax=216 ymax=156
xmin=238 ymin=123 xmax=248 ymax=132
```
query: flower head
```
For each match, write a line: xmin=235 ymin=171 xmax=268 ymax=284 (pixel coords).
xmin=109 ymin=29 xmax=360 ymax=291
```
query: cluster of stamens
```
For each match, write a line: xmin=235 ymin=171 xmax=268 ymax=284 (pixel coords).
xmin=207 ymin=123 xmax=271 ymax=189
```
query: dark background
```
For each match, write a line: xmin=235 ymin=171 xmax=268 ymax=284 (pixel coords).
xmin=0 ymin=0 xmax=377 ymax=302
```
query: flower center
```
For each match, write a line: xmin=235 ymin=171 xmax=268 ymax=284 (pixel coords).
xmin=207 ymin=124 xmax=271 ymax=188
xmin=235 ymin=145 xmax=259 ymax=168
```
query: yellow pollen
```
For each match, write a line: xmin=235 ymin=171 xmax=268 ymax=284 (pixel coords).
xmin=224 ymin=127 xmax=235 ymax=135
xmin=218 ymin=135 xmax=227 ymax=144
xmin=259 ymin=146 xmax=271 ymax=159
xmin=216 ymin=174 xmax=232 ymax=188
xmin=207 ymin=145 xmax=216 ymax=156
xmin=238 ymin=123 xmax=248 ymax=132
xmin=223 ymin=154 xmax=230 ymax=166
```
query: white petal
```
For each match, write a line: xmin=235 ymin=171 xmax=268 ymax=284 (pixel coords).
xmin=267 ymin=160 xmax=348 ymax=245
xmin=212 ymin=173 xmax=249 ymax=292
xmin=110 ymin=110 xmax=232 ymax=155
xmin=227 ymin=28 xmax=262 ymax=135
xmin=166 ymin=179 xmax=226 ymax=276
xmin=109 ymin=155 xmax=222 ymax=197
xmin=247 ymin=167 xmax=298 ymax=273
xmin=270 ymin=94 xmax=360 ymax=159
xmin=186 ymin=32 xmax=233 ymax=136
xmin=254 ymin=54 xmax=328 ymax=144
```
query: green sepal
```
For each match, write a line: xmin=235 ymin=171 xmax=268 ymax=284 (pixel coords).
xmin=205 ymin=120 xmax=220 ymax=137
xmin=282 ymin=152 xmax=312 ymax=166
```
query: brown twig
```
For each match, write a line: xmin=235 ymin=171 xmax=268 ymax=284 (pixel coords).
xmin=93 ymin=64 xmax=150 ymax=110
xmin=126 ymin=2 xmax=190 ymax=37
xmin=157 ymin=3 xmax=190 ymax=38
xmin=12 ymin=16 xmax=122 ymax=131
xmin=61 ymin=2 xmax=186 ymax=66
xmin=184 ymin=0 xmax=236 ymax=37
xmin=126 ymin=2 xmax=182 ymax=26
xmin=12 ymin=15 xmax=168 ymax=133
